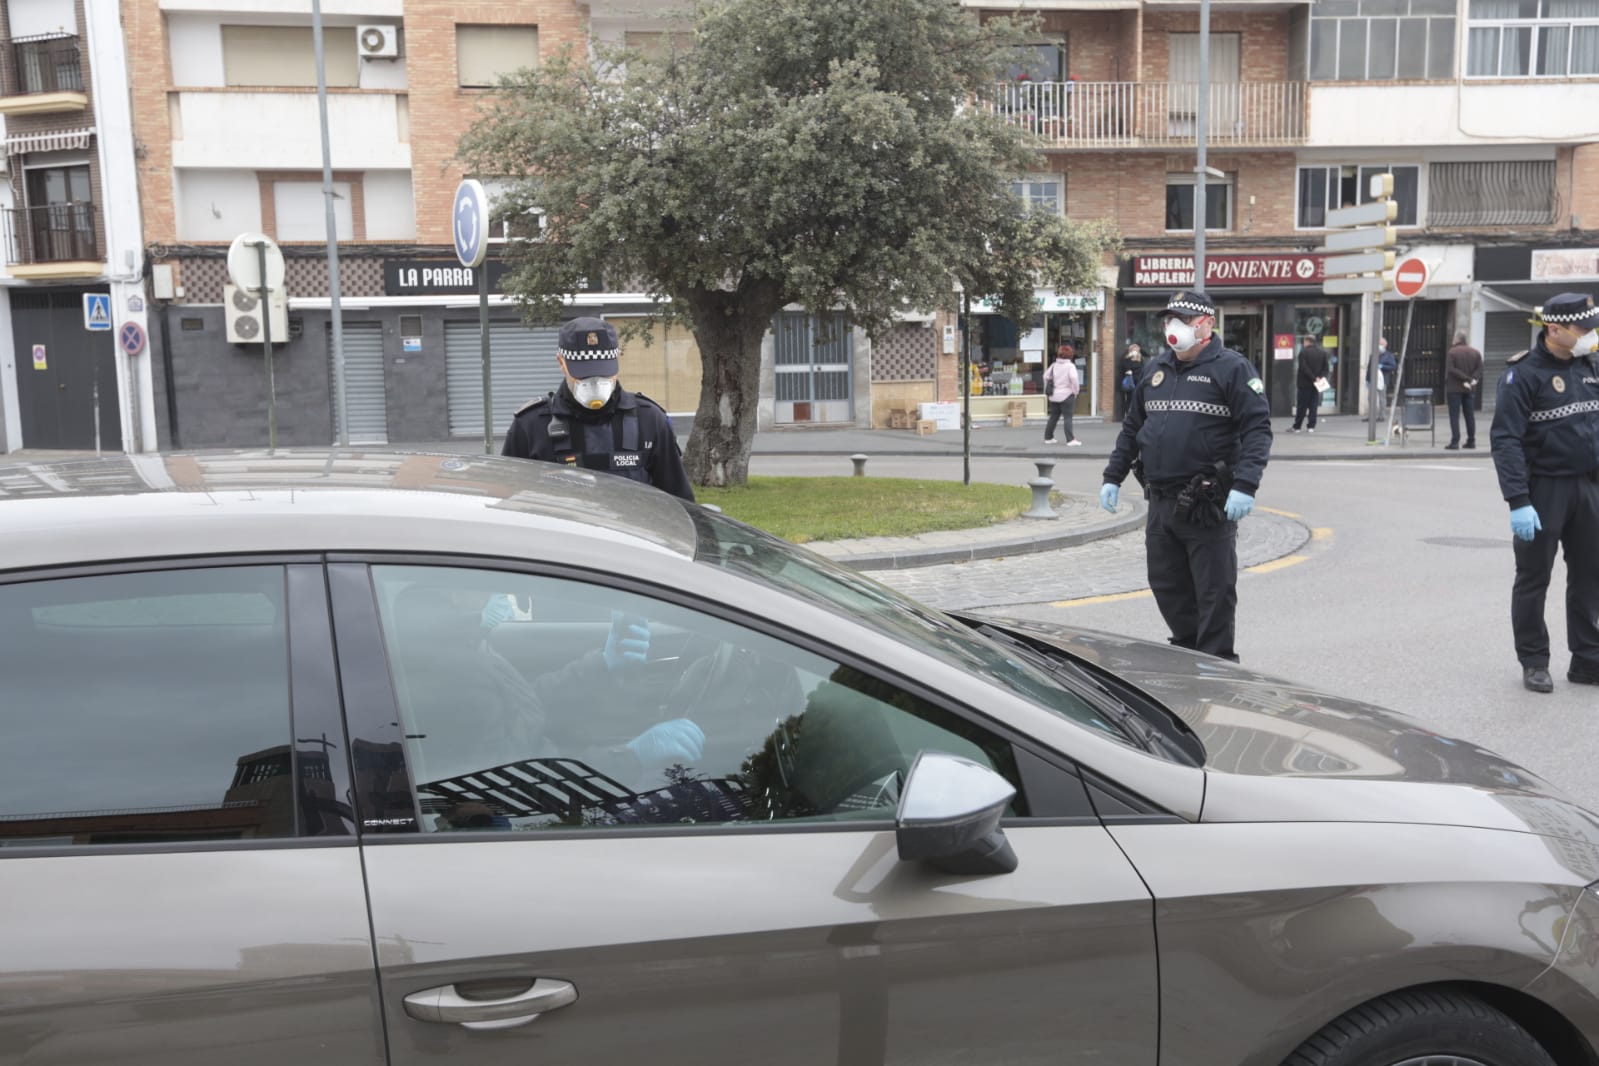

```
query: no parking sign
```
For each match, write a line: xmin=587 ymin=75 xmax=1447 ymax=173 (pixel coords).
xmin=119 ymin=321 xmax=147 ymax=356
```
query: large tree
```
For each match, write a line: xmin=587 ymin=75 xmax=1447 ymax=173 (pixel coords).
xmin=460 ymin=0 xmax=1117 ymax=486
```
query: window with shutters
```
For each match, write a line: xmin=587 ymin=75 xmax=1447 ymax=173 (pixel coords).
xmin=221 ymin=25 xmax=358 ymax=88
xmin=1428 ymin=160 xmax=1556 ymax=226
xmin=457 ymin=25 xmax=539 ymax=88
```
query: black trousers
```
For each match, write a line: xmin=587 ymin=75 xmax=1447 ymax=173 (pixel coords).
xmin=1446 ymin=392 xmax=1477 ymax=445
xmin=1292 ymin=384 xmax=1321 ymax=429
xmin=1146 ymin=492 xmax=1240 ymax=661
xmin=1511 ymin=473 xmax=1599 ymax=672
xmin=1045 ymin=400 xmax=1074 ymax=441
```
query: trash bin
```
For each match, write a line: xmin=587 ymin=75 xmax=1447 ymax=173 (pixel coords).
xmin=1402 ymin=388 xmax=1433 ymax=428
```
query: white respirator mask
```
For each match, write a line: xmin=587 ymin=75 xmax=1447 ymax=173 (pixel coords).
xmin=571 ymin=377 xmax=617 ymax=409
xmin=1571 ymin=328 xmax=1599 ymax=357
xmin=1165 ymin=316 xmax=1201 ymax=352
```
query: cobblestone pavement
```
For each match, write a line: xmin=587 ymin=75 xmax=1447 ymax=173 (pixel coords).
xmin=864 ymin=509 xmax=1312 ymax=612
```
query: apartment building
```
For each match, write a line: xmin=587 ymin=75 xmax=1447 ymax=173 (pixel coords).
xmin=958 ymin=0 xmax=1599 ymax=427
xmin=0 ymin=0 xmax=147 ymax=452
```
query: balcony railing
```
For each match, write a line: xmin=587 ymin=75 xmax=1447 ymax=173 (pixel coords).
xmin=988 ymin=80 xmax=1306 ymax=148
xmin=3 ymin=202 xmax=101 ymax=265
xmin=2 ymin=33 xmax=84 ymax=96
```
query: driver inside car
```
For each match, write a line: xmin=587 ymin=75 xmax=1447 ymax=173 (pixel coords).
xmin=386 ymin=584 xmax=705 ymax=803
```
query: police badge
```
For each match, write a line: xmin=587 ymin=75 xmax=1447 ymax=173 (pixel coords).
xmin=1554 ymin=376 xmax=1567 ymax=394
xmin=1150 ymin=370 xmax=1166 ymax=387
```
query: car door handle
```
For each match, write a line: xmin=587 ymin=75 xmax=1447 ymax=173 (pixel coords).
xmin=403 ymin=978 xmax=577 ymax=1031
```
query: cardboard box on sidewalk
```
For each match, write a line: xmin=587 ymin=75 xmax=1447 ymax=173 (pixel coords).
xmin=914 ymin=419 xmax=938 ymax=436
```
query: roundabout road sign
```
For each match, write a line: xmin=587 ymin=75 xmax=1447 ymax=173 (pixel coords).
xmin=226 ymin=232 xmax=285 ymax=292
xmin=453 ymin=179 xmax=488 ymax=269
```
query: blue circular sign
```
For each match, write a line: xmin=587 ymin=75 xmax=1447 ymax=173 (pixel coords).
xmin=118 ymin=321 xmax=147 ymax=356
xmin=453 ymin=179 xmax=488 ymax=269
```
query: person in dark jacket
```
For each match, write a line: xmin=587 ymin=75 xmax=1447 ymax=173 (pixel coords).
xmin=1444 ymin=331 xmax=1484 ymax=450
xmin=1290 ymin=336 xmax=1331 ymax=433
xmin=1488 ymin=294 xmax=1599 ymax=693
xmin=502 ymin=317 xmax=695 ymax=501
xmin=1116 ymin=342 xmax=1144 ymax=422
xmin=1099 ymin=290 xmax=1273 ymax=662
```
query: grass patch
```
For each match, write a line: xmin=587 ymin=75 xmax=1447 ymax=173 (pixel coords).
xmin=696 ymin=476 xmax=1036 ymax=543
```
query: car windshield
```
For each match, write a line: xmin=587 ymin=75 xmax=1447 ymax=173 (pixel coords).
xmin=690 ymin=507 xmax=1135 ymax=746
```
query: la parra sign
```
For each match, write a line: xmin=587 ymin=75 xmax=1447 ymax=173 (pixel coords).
xmin=383 ymin=260 xmax=509 ymax=296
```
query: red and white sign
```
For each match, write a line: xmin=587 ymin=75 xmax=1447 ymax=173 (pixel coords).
xmin=1393 ymin=257 xmax=1429 ymax=298
xmin=1132 ymin=254 xmax=1327 ymax=289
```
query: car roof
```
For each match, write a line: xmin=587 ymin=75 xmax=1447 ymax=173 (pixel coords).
xmin=0 ymin=450 xmax=698 ymax=572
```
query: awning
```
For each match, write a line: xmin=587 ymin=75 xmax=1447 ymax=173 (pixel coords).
xmin=4 ymin=127 xmax=95 ymax=156
xmin=1480 ymin=281 xmax=1598 ymax=313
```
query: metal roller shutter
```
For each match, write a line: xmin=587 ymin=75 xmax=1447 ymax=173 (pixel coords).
xmin=330 ymin=322 xmax=388 ymax=444
xmin=1482 ymin=312 xmax=1535 ymax=410
xmin=444 ymin=321 xmax=562 ymax=437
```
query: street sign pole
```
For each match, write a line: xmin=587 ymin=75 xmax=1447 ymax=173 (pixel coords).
xmin=312 ymin=0 xmax=348 ymax=447
xmin=1193 ymin=0 xmax=1211 ymax=291
xmin=480 ymin=260 xmax=491 ymax=455
xmin=962 ymin=291 xmax=971 ymax=487
xmin=257 ymin=241 xmax=277 ymax=451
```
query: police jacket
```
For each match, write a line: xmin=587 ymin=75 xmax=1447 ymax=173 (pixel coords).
xmin=1103 ymin=335 xmax=1272 ymax=495
xmin=1489 ymin=336 xmax=1599 ymax=508
xmin=502 ymin=384 xmax=696 ymax=502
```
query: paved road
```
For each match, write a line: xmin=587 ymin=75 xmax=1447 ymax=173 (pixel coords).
xmin=753 ymin=452 xmax=1599 ymax=814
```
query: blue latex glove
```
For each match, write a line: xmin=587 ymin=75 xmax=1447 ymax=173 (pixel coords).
xmin=603 ymin=611 xmax=650 ymax=671
xmin=1224 ymin=490 xmax=1254 ymax=522
xmin=1510 ymin=505 xmax=1542 ymax=543
xmin=480 ymin=594 xmax=514 ymax=632
xmin=1099 ymin=483 xmax=1119 ymax=513
xmin=627 ymin=718 xmax=704 ymax=764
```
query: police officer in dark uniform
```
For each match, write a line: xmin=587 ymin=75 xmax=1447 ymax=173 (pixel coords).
xmin=502 ymin=316 xmax=695 ymax=501
xmin=1488 ymin=293 xmax=1599 ymax=693
xmin=1099 ymin=290 xmax=1273 ymax=662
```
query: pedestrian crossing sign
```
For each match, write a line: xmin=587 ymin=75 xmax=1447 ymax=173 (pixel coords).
xmin=83 ymin=293 xmax=112 ymax=332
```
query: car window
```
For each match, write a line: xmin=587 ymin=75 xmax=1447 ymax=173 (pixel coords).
xmin=0 ymin=567 xmax=295 ymax=847
xmin=370 ymin=564 xmax=1025 ymax=832
xmin=689 ymin=508 xmax=1135 ymax=745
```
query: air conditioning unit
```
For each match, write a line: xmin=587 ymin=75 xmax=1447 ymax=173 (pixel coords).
xmin=357 ymin=24 xmax=399 ymax=59
xmin=224 ymin=283 xmax=288 ymax=345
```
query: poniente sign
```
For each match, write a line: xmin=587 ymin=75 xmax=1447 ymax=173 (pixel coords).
xmin=1131 ymin=254 xmax=1327 ymax=288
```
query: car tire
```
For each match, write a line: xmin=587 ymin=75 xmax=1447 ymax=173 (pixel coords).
xmin=1283 ymin=988 xmax=1556 ymax=1066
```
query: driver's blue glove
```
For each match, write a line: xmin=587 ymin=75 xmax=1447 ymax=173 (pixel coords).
xmin=1099 ymin=483 xmax=1119 ymax=513
xmin=603 ymin=611 xmax=650 ymax=671
xmin=1224 ymin=490 xmax=1254 ymax=522
xmin=1510 ymin=505 xmax=1542 ymax=543
xmin=627 ymin=718 xmax=704 ymax=764
xmin=480 ymin=594 xmax=514 ymax=632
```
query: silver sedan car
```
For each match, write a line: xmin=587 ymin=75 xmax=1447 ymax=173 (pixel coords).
xmin=4 ymin=450 xmax=1599 ymax=1066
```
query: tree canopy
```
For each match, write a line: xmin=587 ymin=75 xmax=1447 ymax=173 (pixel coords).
xmin=460 ymin=0 xmax=1119 ymax=485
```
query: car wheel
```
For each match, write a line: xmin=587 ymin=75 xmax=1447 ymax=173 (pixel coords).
xmin=1283 ymin=989 xmax=1556 ymax=1066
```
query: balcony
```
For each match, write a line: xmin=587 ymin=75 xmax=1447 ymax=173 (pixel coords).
xmin=3 ymin=201 xmax=102 ymax=279
xmin=170 ymin=91 xmax=411 ymax=170
xmin=0 ymin=34 xmax=88 ymax=115
xmin=987 ymin=80 xmax=1306 ymax=149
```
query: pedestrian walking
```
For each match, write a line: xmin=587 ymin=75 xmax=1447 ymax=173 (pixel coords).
xmin=502 ymin=316 xmax=695 ymax=501
xmin=1444 ymin=331 xmax=1483 ymax=450
xmin=1488 ymin=293 xmax=1599 ymax=693
xmin=1099 ymin=290 xmax=1273 ymax=662
xmin=1372 ymin=337 xmax=1398 ymax=421
xmin=1290 ymin=335 xmax=1331 ymax=433
xmin=1043 ymin=344 xmax=1081 ymax=446
xmin=1116 ymin=342 xmax=1144 ymax=422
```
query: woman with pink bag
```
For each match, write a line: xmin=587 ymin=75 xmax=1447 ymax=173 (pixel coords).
xmin=1043 ymin=344 xmax=1082 ymax=446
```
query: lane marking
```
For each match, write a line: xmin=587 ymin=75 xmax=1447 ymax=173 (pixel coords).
xmin=1310 ymin=527 xmax=1333 ymax=540
xmin=1049 ymin=589 xmax=1153 ymax=608
xmin=1246 ymin=554 xmax=1308 ymax=574
xmin=1258 ymin=505 xmax=1301 ymax=518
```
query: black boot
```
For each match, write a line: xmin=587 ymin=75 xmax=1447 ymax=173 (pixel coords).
xmin=1524 ymin=666 xmax=1554 ymax=693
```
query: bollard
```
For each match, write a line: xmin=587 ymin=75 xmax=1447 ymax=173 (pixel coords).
xmin=850 ymin=453 xmax=868 ymax=477
xmin=1022 ymin=477 xmax=1057 ymax=520
xmin=1033 ymin=458 xmax=1056 ymax=482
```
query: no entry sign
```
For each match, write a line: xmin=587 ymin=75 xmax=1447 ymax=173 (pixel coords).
xmin=1394 ymin=257 xmax=1430 ymax=298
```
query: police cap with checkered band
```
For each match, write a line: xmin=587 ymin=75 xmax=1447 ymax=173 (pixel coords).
xmin=1164 ymin=290 xmax=1217 ymax=319
xmin=1535 ymin=293 xmax=1599 ymax=331
xmin=556 ymin=316 xmax=621 ymax=378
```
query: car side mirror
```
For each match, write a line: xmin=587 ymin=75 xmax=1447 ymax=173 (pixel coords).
xmin=894 ymin=751 xmax=1018 ymax=876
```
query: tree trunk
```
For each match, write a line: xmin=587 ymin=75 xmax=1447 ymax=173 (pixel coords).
xmin=682 ymin=284 xmax=783 ymax=488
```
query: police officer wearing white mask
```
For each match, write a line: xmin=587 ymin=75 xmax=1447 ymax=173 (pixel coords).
xmin=1489 ymin=292 xmax=1599 ymax=694
xmin=1099 ymin=290 xmax=1272 ymax=662
xmin=502 ymin=316 xmax=695 ymax=501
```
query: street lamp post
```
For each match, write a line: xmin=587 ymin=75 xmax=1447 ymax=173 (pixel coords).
xmin=1193 ymin=0 xmax=1212 ymax=290
xmin=311 ymin=0 xmax=349 ymax=446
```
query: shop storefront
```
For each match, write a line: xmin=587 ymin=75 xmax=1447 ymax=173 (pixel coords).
xmin=1474 ymin=243 xmax=1597 ymax=407
xmin=1120 ymin=253 xmax=1364 ymax=418
xmin=964 ymin=288 xmax=1106 ymax=420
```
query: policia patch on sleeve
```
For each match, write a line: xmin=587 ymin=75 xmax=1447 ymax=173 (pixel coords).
xmin=1248 ymin=377 xmax=1265 ymax=394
